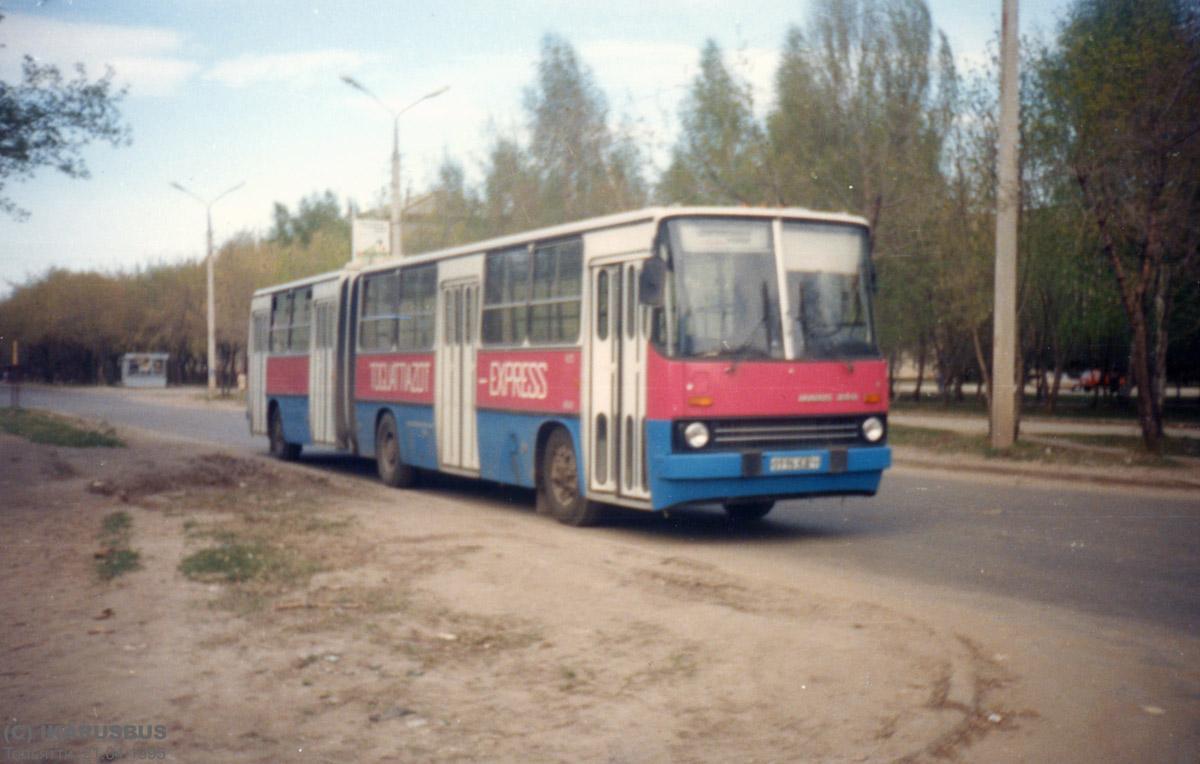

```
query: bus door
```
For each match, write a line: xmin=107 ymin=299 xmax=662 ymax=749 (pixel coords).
xmin=248 ymin=309 xmax=269 ymax=434
xmin=587 ymin=260 xmax=650 ymax=503
xmin=437 ymin=280 xmax=480 ymax=473
xmin=309 ymin=299 xmax=337 ymax=444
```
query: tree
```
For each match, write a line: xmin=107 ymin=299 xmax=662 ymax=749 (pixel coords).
xmin=522 ymin=34 xmax=646 ymax=225
xmin=768 ymin=0 xmax=957 ymax=247
xmin=1035 ymin=0 xmax=1200 ymax=450
xmin=768 ymin=0 xmax=960 ymax=399
xmin=267 ymin=190 xmax=349 ymax=248
xmin=0 ymin=16 xmax=131 ymax=219
xmin=480 ymin=133 xmax=541 ymax=236
xmin=406 ymin=156 xmax=490 ymax=252
xmin=659 ymin=40 xmax=770 ymax=205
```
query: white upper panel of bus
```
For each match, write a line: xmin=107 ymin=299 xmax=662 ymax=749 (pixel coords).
xmin=352 ymin=206 xmax=869 ymax=279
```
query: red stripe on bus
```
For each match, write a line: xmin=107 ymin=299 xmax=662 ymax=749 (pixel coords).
xmin=476 ymin=349 xmax=581 ymax=415
xmin=645 ymin=347 xmax=888 ymax=419
xmin=266 ymin=355 xmax=309 ymax=396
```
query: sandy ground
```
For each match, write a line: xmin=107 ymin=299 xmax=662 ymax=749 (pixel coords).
xmin=1 ymin=424 xmax=1198 ymax=763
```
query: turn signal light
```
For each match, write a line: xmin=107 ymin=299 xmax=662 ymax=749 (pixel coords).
xmin=687 ymin=396 xmax=714 ymax=407
xmin=865 ymin=393 xmax=881 ymax=404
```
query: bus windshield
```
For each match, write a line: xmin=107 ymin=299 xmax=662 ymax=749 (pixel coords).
xmin=662 ymin=217 xmax=877 ymax=361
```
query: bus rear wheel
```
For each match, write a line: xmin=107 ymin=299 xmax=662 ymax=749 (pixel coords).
xmin=269 ymin=408 xmax=301 ymax=461
xmin=538 ymin=428 xmax=602 ymax=526
xmin=723 ymin=500 xmax=774 ymax=523
xmin=376 ymin=413 xmax=415 ymax=488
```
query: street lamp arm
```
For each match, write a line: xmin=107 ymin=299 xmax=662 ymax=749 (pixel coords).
xmin=340 ymin=75 xmax=449 ymax=259
xmin=170 ymin=180 xmax=246 ymax=209
xmin=341 ymin=74 xmax=396 ymax=117
xmin=340 ymin=75 xmax=450 ymax=119
xmin=396 ymin=85 xmax=450 ymax=118
xmin=210 ymin=181 xmax=246 ymax=207
xmin=169 ymin=181 xmax=206 ymax=207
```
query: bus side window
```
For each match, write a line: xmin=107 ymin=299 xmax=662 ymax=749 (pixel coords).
xmin=270 ymin=291 xmax=293 ymax=354
xmin=290 ymin=288 xmax=312 ymax=352
xmin=398 ymin=264 xmax=436 ymax=351
xmin=482 ymin=247 xmax=530 ymax=346
xmin=626 ymin=264 xmax=636 ymax=339
xmin=535 ymin=238 xmax=581 ymax=344
xmin=596 ymin=270 xmax=609 ymax=341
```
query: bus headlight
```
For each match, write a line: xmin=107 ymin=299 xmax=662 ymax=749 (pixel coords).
xmin=683 ymin=421 xmax=710 ymax=449
xmin=862 ymin=417 xmax=885 ymax=443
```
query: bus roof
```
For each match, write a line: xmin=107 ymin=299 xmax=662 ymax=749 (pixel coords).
xmin=354 ymin=205 xmax=869 ymax=275
xmin=254 ymin=206 xmax=871 ymax=293
xmin=251 ymin=269 xmax=343 ymax=299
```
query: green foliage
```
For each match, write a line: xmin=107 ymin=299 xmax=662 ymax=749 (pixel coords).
xmin=268 ymin=190 xmax=349 ymax=248
xmin=96 ymin=549 xmax=141 ymax=580
xmin=1032 ymin=0 xmax=1200 ymax=447
xmin=766 ymin=0 xmax=967 ymax=398
xmin=0 ymin=407 xmax=123 ymax=447
xmin=406 ymin=156 xmax=492 ymax=252
xmin=101 ymin=510 xmax=133 ymax=538
xmin=659 ymin=40 xmax=769 ymax=205
xmin=768 ymin=0 xmax=957 ymax=235
xmin=179 ymin=541 xmax=278 ymax=583
xmin=480 ymin=134 xmax=542 ymax=235
xmin=0 ymin=16 xmax=131 ymax=219
xmin=523 ymin=34 xmax=645 ymax=224
xmin=96 ymin=510 xmax=141 ymax=581
xmin=0 ymin=191 xmax=351 ymax=385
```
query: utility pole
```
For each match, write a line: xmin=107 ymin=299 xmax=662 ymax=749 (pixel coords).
xmin=991 ymin=0 xmax=1020 ymax=449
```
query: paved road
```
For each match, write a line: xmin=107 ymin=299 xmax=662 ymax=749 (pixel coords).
xmin=15 ymin=384 xmax=1200 ymax=636
xmin=13 ymin=385 xmax=261 ymax=452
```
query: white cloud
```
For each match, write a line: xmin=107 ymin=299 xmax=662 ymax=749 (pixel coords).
xmin=0 ymin=12 xmax=195 ymax=96
xmin=204 ymin=49 xmax=378 ymax=89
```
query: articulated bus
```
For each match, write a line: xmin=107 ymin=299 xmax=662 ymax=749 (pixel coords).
xmin=248 ymin=207 xmax=891 ymax=525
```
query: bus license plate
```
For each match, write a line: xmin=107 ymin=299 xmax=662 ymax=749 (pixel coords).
xmin=769 ymin=455 xmax=821 ymax=472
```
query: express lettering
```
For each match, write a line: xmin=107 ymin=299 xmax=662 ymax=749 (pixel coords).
xmin=369 ymin=361 xmax=431 ymax=394
xmin=488 ymin=361 xmax=549 ymax=400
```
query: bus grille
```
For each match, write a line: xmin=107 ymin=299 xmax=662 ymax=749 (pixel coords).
xmin=674 ymin=416 xmax=883 ymax=452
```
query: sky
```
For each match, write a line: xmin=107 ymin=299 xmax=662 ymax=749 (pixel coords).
xmin=0 ymin=0 xmax=1071 ymax=297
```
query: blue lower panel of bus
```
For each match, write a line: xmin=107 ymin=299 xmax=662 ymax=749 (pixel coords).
xmin=645 ymin=420 xmax=891 ymax=510
xmin=355 ymin=402 xmax=438 ymax=470
xmin=273 ymin=396 xmax=310 ymax=446
xmin=476 ymin=411 xmax=580 ymax=489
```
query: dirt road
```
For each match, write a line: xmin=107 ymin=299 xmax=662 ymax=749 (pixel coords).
xmin=1 ymin=428 xmax=1197 ymax=763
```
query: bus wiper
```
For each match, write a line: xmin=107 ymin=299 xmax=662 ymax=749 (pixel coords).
xmin=721 ymin=283 xmax=774 ymax=370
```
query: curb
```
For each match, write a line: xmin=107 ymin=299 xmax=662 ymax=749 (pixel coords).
xmin=891 ymin=448 xmax=1200 ymax=493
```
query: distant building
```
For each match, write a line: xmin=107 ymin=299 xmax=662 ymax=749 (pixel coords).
xmin=121 ymin=353 xmax=169 ymax=388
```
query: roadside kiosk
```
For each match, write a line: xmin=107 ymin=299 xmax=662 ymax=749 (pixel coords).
xmin=120 ymin=353 xmax=169 ymax=388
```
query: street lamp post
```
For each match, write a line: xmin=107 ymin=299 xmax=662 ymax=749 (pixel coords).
xmin=170 ymin=180 xmax=245 ymax=398
xmin=340 ymin=76 xmax=448 ymax=258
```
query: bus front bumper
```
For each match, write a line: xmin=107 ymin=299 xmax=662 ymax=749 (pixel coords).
xmin=649 ymin=445 xmax=891 ymax=511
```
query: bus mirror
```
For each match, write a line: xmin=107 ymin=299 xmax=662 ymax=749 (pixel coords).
xmin=639 ymin=258 xmax=666 ymax=306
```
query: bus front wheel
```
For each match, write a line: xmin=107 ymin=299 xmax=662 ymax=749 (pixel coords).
xmin=269 ymin=408 xmax=301 ymax=461
xmin=376 ymin=413 xmax=415 ymax=488
xmin=723 ymin=500 xmax=775 ymax=523
xmin=538 ymin=429 xmax=602 ymax=526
